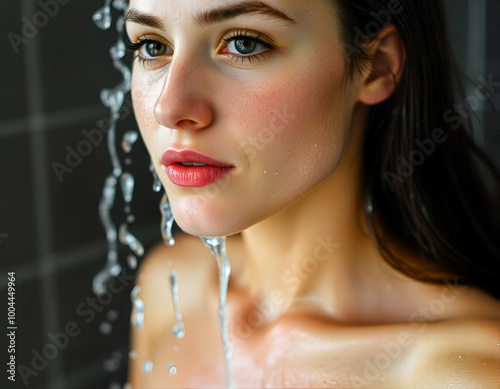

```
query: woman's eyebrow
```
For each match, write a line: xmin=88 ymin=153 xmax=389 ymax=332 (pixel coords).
xmin=124 ymin=1 xmax=296 ymax=30
xmin=195 ymin=1 xmax=296 ymax=26
xmin=124 ymin=9 xmax=165 ymax=30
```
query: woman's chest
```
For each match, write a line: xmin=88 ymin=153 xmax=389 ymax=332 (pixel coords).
xmin=138 ymin=314 xmax=418 ymax=388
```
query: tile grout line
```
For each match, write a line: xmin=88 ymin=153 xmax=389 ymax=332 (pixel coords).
xmin=0 ymin=103 xmax=107 ymax=138
xmin=20 ymin=0 xmax=64 ymax=386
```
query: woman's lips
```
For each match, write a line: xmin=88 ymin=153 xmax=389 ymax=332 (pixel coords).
xmin=161 ymin=149 xmax=234 ymax=188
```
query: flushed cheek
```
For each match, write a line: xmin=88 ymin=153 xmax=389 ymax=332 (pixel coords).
xmin=131 ymin=72 xmax=164 ymax=151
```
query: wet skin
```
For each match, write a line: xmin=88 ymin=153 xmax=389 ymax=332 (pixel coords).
xmin=125 ymin=0 xmax=500 ymax=387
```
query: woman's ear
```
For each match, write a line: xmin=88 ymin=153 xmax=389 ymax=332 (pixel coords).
xmin=358 ymin=24 xmax=406 ymax=106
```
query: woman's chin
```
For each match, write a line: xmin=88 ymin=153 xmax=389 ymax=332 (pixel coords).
xmin=173 ymin=211 xmax=244 ymax=239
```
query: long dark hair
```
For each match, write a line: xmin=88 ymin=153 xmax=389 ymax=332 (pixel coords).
xmin=334 ymin=0 xmax=500 ymax=299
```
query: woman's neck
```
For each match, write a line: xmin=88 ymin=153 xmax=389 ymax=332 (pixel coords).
xmin=232 ymin=107 xmax=408 ymax=323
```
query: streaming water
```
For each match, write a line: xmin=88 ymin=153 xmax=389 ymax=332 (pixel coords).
xmin=169 ymin=270 xmax=185 ymax=338
xmin=119 ymin=223 xmax=145 ymax=257
xmin=93 ymin=176 xmax=121 ymax=296
xmin=200 ymin=237 xmax=236 ymax=389
xmin=150 ymin=161 xmax=162 ymax=193
xmin=130 ymin=285 xmax=144 ymax=330
xmin=160 ymin=193 xmax=175 ymax=246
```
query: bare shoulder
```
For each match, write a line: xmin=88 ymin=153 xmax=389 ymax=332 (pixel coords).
xmin=409 ymin=319 xmax=500 ymax=388
xmin=134 ymin=233 xmax=216 ymax=332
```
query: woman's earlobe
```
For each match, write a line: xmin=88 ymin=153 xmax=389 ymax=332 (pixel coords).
xmin=358 ymin=25 xmax=406 ymax=106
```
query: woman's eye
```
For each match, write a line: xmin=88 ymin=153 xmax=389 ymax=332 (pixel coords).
xmin=140 ymin=41 xmax=171 ymax=58
xmin=226 ymin=38 xmax=269 ymax=55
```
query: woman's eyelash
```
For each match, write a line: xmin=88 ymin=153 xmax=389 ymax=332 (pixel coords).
xmin=125 ymin=30 xmax=275 ymax=66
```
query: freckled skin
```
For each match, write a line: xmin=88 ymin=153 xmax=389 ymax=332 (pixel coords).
xmin=126 ymin=1 xmax=500 ymax=388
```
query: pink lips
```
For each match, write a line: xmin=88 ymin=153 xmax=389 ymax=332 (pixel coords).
xmin=161 ymin=149 xmax=234 ymax=188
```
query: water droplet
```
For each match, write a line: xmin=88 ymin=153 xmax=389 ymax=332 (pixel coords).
xmin=142 ymin=361 xmax=153 ymax=375
xmin=129 ymin=350 xmax=138 ymax=360
xmin=160 ymin=194 xmax=175 ymax=246
xmin=166 ymin=260 xmax=172 ymax=267
xmin=121 ymin=173 xmax=135 ymax=204
xmin=263 ymin=170 xmax=267 ymax=174
xmin=113 ymin=0 xmax=128 ymax=11
xmin=173 ymin=345 xmax=180 ymax=352
xmin=107 ymin=309 xmax=120 ymax=322
xmin=125 ymin=158 xmax=132 ymax=166
xmin=92 ymin=4 xmax=112 ymax=30
xmin=119 ymin=224 xmax=145 ymax=257
xmin=150 ymin=162 xmax=162 ymax=192
xmin=103 ymin=359 xmax=119 ymax=372
xmin=127 ymin=254 xmax=138 ymax=270
xmin=199 ymin=237 xmax=236 ymax=388
xmin=123 ymin=384 xmax=133 ymax=389
xmin=458 ymin=355 xmax=462 ymax=359
xmin=127 ymin=214 xmax=136 ymax=224
xmin=131 ymin=286 xmax=145 ymax=330
xmin=122 ymin=131 xmax=139 ymax=153
xmin=109 ymin=382 xmax=121 ymax=389
xmin=169 ymin=366 xmax=177 ymax=375
xmin=170 ymin=270 xmax=185 ymax=338
xmin=167 ymin=361 xmax=175 ymax=368
xmin=100 ymin=322 xmax=113 ymax=335
xmin=112 ymin=351 xmax=122 ymax=361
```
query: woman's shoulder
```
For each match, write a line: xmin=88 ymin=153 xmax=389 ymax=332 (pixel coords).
xmin=133 ymin=233 xmax=216 ymax=334
xmin=408 ymin=319 xmax=500 ymax=388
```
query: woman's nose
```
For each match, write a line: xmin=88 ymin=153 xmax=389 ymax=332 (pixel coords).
xmin=154 ymin=56 xmax=214 ymax=131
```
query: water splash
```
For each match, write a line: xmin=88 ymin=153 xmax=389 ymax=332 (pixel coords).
xmin=131 ymin=286 xmax=144 ymax=330
xmin=169 ymin=270 xmax=185 ymax=338
xmin=119 ymin=223 xmax=145 ymax=257
xmin=200 ymin=237 xmax=236 ymax=389
xmin=149 ymin=161 xmax=162 ymax=192
xmin=160 ymin=193 xmax=175 ymax=246
xmin=122 ymin=131 xmax=139 ymax=153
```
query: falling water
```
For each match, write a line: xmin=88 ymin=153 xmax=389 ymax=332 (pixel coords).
xmin=122 ymin=131 xmax=139 ymax=154
xmin=200 ymin=237 xmax=236 ymax=389
xmin=160 ymin=193 xmax=175 ymax=246
xmin=119 ymin=223 xmax=145 ymax=257
xmin=93 ymin=0 xmax=147 ymax=300
xmin=93 ymin=175 xmax=121 ymax=296
xmin=169 ymin=270 xmax=185 ymax=338
xmin=130 ymin=285 xmax=144 ymax=330
xmin=150 ymin=161 xmax=162 ymax=193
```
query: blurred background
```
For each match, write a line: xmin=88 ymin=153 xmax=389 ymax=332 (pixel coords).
xmin=0 ymin=0 xmax=499 ymax=388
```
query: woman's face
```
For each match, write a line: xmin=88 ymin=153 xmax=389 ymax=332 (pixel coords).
xmin=126 ymin=0 xmax=364 ymax=237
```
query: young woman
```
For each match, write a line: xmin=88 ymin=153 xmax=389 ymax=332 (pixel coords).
xmin=124 ymin=0 xmax=500 ymax=387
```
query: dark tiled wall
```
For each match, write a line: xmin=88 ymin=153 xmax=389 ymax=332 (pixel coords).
xmin=0 ymin=1 xmax=499 ymax=389
xmin=1 ymin=1 xmax=161 ymax=388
